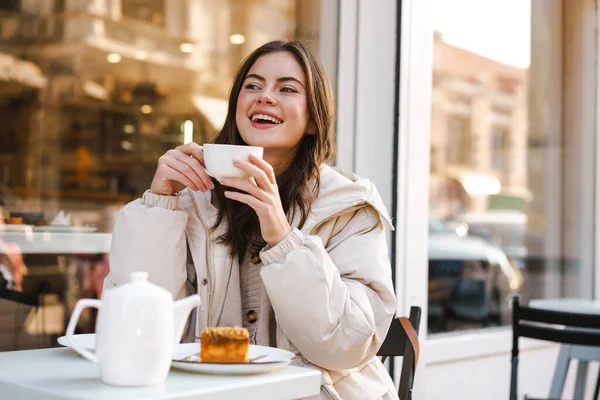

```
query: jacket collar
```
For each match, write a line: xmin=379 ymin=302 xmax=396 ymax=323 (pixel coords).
xmin=306 ymin=164 xmax=393 ymax=233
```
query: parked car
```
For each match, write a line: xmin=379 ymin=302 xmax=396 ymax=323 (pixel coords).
xmin=454 ymin=211 xmax=528 ymax=270
xmin=428 ymin=219 xmax=523 ymax=333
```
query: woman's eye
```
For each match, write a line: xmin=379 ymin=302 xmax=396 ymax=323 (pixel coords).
xmin=244 ymin=83 xmax=260 ymax=90
xmin=281 ymin=87 xmax=297 ymax=93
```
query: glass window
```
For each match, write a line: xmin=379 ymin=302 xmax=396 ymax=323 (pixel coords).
xmin=429 ymin=0 xmax=596 ymax=334
xmin=0 ymin=0 xmax=331 ymax=350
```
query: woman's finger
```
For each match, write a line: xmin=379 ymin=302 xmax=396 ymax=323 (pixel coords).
xmin=163 ymin=157 xmax=207 ymax=191
xmin=219 ymin=177 xmax=264 ymax=200
xmin=160 ymin=163 xmax=199 ymax=191
xmin=173 ymin=151 xmax=214 ymax=190
xmin=248 ymin=155 xmax=276 ymax=184
xmin=224 ymin=190 xmax=265 ymax=212
xmin=177 ymin=142 xmax=205 ymax=162
xmin=233 ymin=159 xmax=272 ymax=189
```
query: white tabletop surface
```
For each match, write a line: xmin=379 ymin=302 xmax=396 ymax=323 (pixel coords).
xmin=0 ymin=347 xmax=321 ymax=400
xmin=0 ymin=232 xmax=111 ymax=254
xmin=529 ymin=298 xmax=600 ymax=315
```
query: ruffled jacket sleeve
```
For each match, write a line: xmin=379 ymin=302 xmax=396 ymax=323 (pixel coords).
xmin=104 ymin=190 xmax=189 ymax=299
xmin=259 ymin=206 xmax=396 ymax=371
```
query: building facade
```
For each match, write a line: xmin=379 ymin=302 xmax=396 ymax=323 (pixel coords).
xmin=430 ymin=32 xmax=529 ymax=218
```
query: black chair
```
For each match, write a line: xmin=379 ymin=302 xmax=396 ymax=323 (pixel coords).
xmin=510 ymin=296 xmax=600 ymax=400
xmin=378 ymin=306 xmax=422 ymax=400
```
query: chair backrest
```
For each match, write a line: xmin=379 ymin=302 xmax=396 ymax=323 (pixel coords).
xmin=377 ymin=306 xmax=422 ymax=400
xmin=509 ymin=296 xmax=600 ymax=400
xmin=512 ymin=296 xmax=600 ymax=347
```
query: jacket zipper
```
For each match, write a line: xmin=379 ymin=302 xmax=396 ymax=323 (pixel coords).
xmin=276 ymin=320 xmax=281 ymax=348
xmin=188 ymin=193 xmax=215 ymax=327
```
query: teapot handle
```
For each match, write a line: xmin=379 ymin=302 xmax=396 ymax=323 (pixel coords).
xmin=65 ymin=299 xmax=101 ymax=363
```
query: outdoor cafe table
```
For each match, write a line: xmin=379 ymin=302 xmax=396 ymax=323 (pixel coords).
xmin=0 ymin=347 xmax=321 ymax=399
xmin=528 ymin=298 xmax=600 ymax=399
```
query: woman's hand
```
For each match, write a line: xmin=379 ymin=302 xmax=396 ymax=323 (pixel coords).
xmin=219 ymin=155 xmax=292 ymax=247
xmin=150 ymin=143 xmax=214 ymax=195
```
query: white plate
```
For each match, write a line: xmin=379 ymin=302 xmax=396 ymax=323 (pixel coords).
xmin=172 ymin=343 xmax=294 ymax=375
xmin=57 ymin=333 xmax=96 ymax=349
xmin=58 ymin=336 xmax=294 ymax=375
xmin=34 ymin=225 xmax=98 ymax=233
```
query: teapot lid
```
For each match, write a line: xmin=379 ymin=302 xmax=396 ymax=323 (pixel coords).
xmin=107 ymin=271 xmax=172 ymax=301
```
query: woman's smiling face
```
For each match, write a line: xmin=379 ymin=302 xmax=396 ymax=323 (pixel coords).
xmin=235 ymin=51 xmax=311 ymax=170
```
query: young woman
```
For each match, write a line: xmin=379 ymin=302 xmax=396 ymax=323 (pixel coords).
xmin=106 ymin=41 xmax=398 ymax=400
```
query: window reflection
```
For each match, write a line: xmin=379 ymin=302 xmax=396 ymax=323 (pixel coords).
xmin=429 ymin=0 xmax=595 ymax=334
xmin=0 ymin=0 xmax=325 ymax=350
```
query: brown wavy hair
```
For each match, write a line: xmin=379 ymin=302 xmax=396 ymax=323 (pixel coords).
xmin=211 ymin=40 xmax=335 ymax=261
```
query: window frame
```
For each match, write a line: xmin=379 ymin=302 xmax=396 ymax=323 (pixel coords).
xmin=333 ymin=0 xmax=599 ymax=395
xmin=395 ymin=0 xmax=600 ymax=377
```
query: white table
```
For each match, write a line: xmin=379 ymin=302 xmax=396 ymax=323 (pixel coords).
xmin=529 ymin=298 xmax=600 ymax=315
xmin=0 ymin=232 xmax=111 ymax=254
xmin=529 ymin=298 xmax=600 ymax=399
xmin=0 ymin=347 xmax=321 ymax=400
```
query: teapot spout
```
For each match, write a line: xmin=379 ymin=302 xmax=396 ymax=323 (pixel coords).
xmin=173 ymin=294 xmax=201 ymax=350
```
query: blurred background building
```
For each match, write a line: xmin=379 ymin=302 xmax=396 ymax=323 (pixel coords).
xmin=0 ymin=0 xmax=321 ymax=218
xmin=430 ymin=31 xmax=529 ymax=219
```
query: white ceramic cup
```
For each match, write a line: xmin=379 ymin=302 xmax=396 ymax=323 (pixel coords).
xmin=201 ymin=144 xmax=264 ymax=180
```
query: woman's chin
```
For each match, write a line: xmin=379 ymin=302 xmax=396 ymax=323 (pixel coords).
xmin=239 ymin=134 xmax=274 ymax=149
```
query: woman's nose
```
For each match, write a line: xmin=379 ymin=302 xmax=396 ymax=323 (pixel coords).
xmin=257 ymin=91 xmax=276 ymax=105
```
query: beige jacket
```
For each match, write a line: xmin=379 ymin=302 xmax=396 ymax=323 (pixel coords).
xmin=105 ymin=164 xmax=398 ymax=400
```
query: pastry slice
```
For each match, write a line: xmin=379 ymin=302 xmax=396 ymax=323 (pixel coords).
xmin=200 ymin=326 xmax=249 ymax=363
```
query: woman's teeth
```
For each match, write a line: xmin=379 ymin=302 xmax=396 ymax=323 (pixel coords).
xmin=251 ymin=113 xmax=282 ymax=124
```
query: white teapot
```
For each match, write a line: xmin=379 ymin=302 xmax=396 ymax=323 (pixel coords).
xmin=65 ymin=271 xmax=201 ymax=386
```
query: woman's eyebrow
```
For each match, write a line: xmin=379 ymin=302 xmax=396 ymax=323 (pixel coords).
xmin=245 ymin=73 xmax=265 ymax=82
xmin=245 ymin=73 xmax=305 ymax=89
xmin=278 ymin=76 xmax=305 ymax=89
